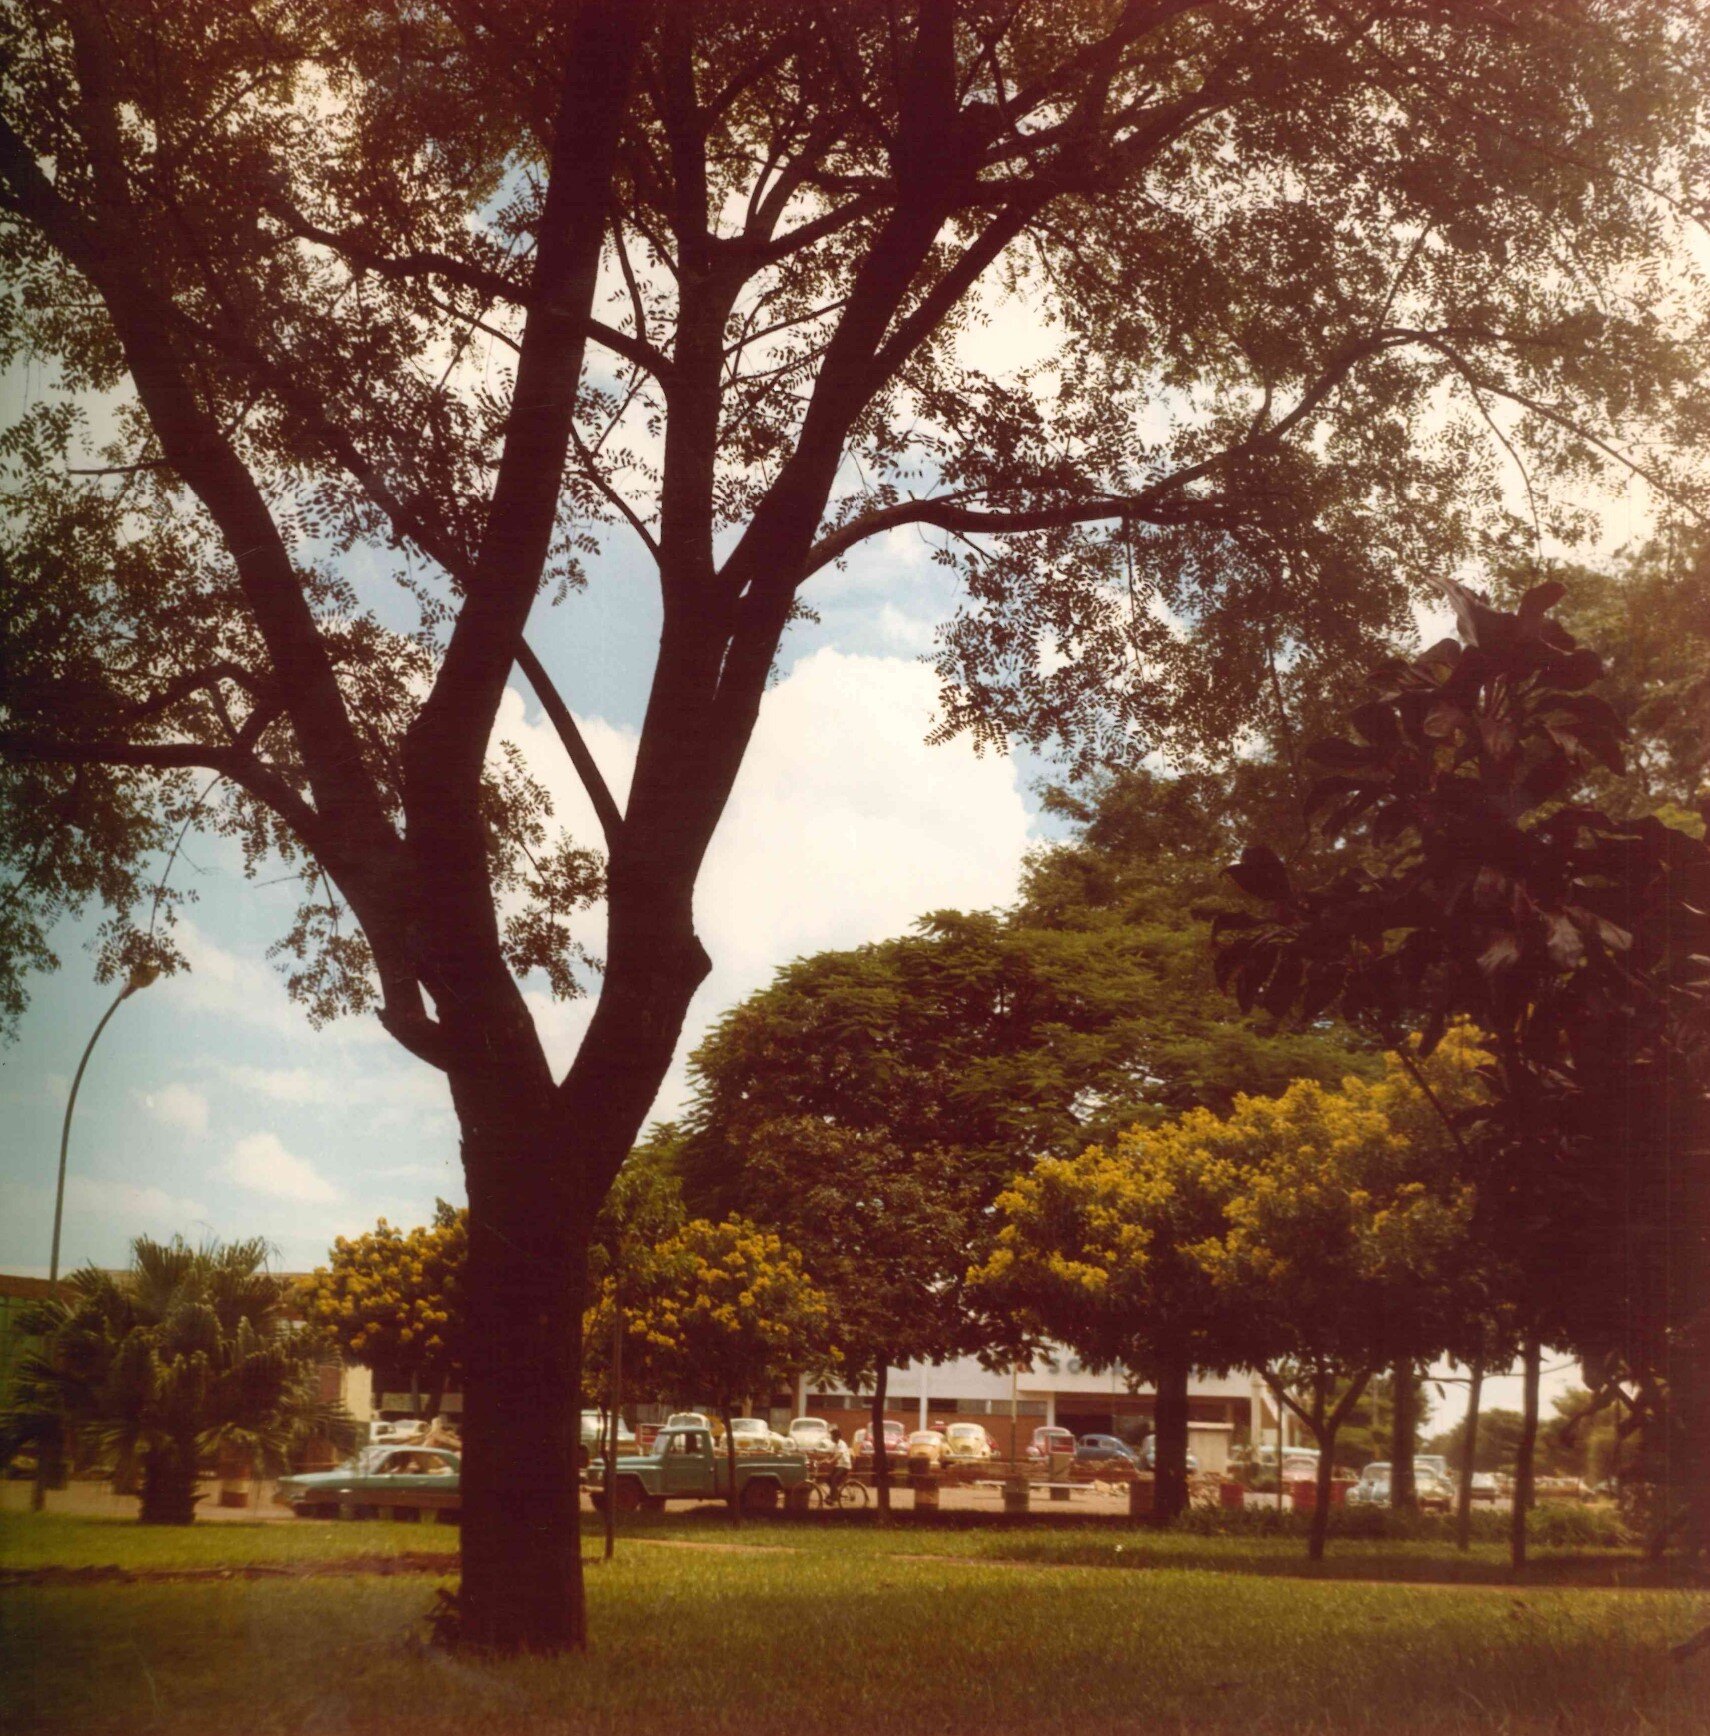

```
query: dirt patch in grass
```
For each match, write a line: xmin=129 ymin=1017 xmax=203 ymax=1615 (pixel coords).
xmin=0 ymin=1551 xmax=460 ymax=1587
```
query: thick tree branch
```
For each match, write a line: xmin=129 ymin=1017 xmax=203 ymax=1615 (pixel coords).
xmin=271 ymin=201 xmax=673 ymax=382
xmin=0 ymin=47 xmax=396 ymax=872
xmin=1 ymin=728 xmax=330 ymax=859
xmin=799 ymin=486 xmax=1242 ymax=578
xmin=514 ymin=640 xmax=625 ymax=848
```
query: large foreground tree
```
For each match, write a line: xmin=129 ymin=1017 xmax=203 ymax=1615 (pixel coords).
xmin=3 ymin=0 xmax=1707 ymax=1648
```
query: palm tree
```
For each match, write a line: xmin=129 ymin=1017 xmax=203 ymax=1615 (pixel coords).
xmin=2 ymin=1235 xmax=350 ymax=1523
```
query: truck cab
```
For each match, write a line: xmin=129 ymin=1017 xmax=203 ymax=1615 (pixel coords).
xmin=588 ymin=1424 xmax=810 ymax=1513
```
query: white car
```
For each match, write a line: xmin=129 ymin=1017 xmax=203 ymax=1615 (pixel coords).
xmin=728 ymin=1417 xmax=791 ymax=1454
xmin=666 ymin=1411 xmax=720 ymax=1437
xmin=369 ymin=1418 xmax=427 ymax=1447
xmin=788 ymin=1416 xmax=835 ymax=1455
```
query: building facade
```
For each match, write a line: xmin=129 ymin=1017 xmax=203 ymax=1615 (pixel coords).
xmin=796 ymin=1350 xmax=1284 ymax=1473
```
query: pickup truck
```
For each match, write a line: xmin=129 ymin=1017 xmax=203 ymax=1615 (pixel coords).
xmin=586 ymin=1424 xmax=810 ymax=1513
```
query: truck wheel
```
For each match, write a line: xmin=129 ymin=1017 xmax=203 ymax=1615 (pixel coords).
xmin=742 ymin=1479 xmax=781 ymax=1513
xmin=613 ymin=1478 xmax=645 ymax=1513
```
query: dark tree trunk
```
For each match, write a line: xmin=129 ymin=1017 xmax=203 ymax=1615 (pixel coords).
xmin=1309 ymin=1435 xmax=1338 ymax=1562
xmin=1389 ymin=1359 xmax=1418 ymax=1511
xmin=1152 ymin=1353 xmax=1191 ymax=1524
xmin=456 ymin=1122 xmax=588 ymax=1651
xmin=1455 ymin=1359 xmax=1483 ymax=1551
xmin=722 ymin=1402 xmax=741 ymax=1527
xmin=604 ymin=1279 xmax=622 ymax=1561
xmin=1510 ymin=1336 xmax=1541 ymax=1574
xmin=138 ymin=1442 xmax=199 ymax=1525
xmin=872 ymin=1364 xmax=892 ymax=1519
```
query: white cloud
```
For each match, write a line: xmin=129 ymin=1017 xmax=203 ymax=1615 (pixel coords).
xmin=225 ymin=1132 xmax=341 ymax=1204
xmin=374 ymin=1161 xmax=457 ymax=1182
xmin=455 ymin=652 xmax=1032 ymax=1123
xmin=696 ymin=647 xmax=1032 ymax=986
xmin=157 ymin=921 xmax=301 ymax=1035
xmin=218 ymin=1064 xmax=335 ymax=1105
xmin=65 ymin=1175 xmax=210 ymax=1225
xmin=140 ymin=1083 xmax=209 ymax=1136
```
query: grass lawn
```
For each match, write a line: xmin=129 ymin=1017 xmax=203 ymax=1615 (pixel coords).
xmin=4 ymin=1511 xmax=1708 ymax=1734
xmin=587 ymin=1507 xmax=1675 ymax=1588
xmin=0 ymin=1511 xmax=456 ymax=1573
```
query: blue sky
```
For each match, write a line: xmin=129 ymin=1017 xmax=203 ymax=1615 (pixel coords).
xmin=0 ymin=502 xmax=1059 ymax=1279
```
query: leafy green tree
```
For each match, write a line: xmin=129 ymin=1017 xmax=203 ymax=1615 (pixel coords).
xmin=1501 ymin=539 xmax=1710 ymax=831
xmin=732 ymin=1117 xmax=971 ymax=1514
xmin=1214 ymin=579 xmax=1710 ymax=1567
xmin=1426 ymin=1407 xmax=1529 ymax=1477
xmin=6 ymin=1 xmax=1707 ymax=1647
xmin=303 ymin=1203 xmax=467 ymax=1416
xmin=3 ymin=1236 xmax=348 ymax=1524
xmin=1540 ymin=1387 xmax=1628 ymax=1485
xmin=587 ymin=1217 xmax=836 ymax=1523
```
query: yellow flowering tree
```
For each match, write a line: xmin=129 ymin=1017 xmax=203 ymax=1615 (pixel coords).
xmin=972 ymin=1117 xmax=1249 ymax=1522
xmin=302 ymin=1203 xmax=466 ymax=1419
xmin=1201 ymin=1033 xmax=1489 ymax=1559
xmin=588 ymin=1217 xmax=837 ymax=1523
xmin=976 ymin=1027 xmax=1492 ymax=1545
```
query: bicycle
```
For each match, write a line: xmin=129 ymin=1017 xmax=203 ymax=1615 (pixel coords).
xmin=803 ymin=1468 xmax=869 ymax=1510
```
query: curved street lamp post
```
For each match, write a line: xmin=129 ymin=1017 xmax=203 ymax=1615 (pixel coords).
xmin=32 ymin=963 xmax=158 ymax=1511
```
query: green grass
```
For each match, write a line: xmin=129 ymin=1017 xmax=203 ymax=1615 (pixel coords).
xmin=2 ymin=1506 xmax=1677 ymax=1590
xmin=5 ymin=1546 xmax=1708 ymax=1735
xmin=568 ymin=1506 xmax=1680 ymax=1588
xmin=0 ymin=1511 xmax=455 ymax=1572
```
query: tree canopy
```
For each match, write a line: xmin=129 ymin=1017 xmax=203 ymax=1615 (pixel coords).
xmin=1213 ymin=577 xmax=1710 ymax=1556
xmin=5 ymin=0 xmax=1708 ymax=1647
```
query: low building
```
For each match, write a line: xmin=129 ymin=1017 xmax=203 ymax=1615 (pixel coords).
xmin=795 ymin=1351 xmax=1291 ymax=1471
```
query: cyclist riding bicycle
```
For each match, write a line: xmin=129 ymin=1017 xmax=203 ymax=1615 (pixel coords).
xmin=826 ymin=1428 xmax=853 ymax=1496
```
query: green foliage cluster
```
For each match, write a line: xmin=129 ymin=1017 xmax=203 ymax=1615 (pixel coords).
xmin=3 ymin=1236 xmax=348 ymax=1524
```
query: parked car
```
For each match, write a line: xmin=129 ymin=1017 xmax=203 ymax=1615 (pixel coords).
xmin=853 ymin=1420 xmax=908 ymax=1466
xmin=1075 ymin=1433 xmax=1142 ymax=1473
xmin=788 ymin=1416 xmax=835 ymax=1456
xmin=1138 ymin=1436 xmax=1200 ymax=1474
xmin=1256 ymin=1445 xmax=1320 ymax=1475
xmin=1349 ymin=1461 xmax=1454 ymax=1511
xmin=1469 ymin=1471 xmax=1499 ymax=1504
xmin=727 ymin=1417 xmax=791 ymax=1454
xmin=587 ymin=1424 xmax=809 ymax=1513
xmin=1025 ymin=1425 xmax=1076 ymax=1468
xmin=905 ymin=1429 xmax=945 ymax=1467
xmin=277 ymin=1446 xmax=461 ymax=1519
xmin=1348 ymin=1466 xmax=1390 ymax=1508
xmin=941 ymin=1422 xmax=998 ymax=1463
xmin=578 ymin=1409 xmax=638 ymax=1468
xmin=666 ymin=1411 xmax=718 ymax=1435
